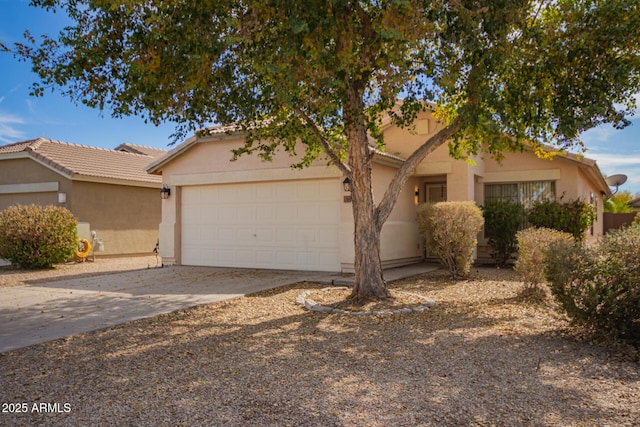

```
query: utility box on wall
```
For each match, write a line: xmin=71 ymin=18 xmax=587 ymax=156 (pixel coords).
xmin=77 ymin=222 xmax=91 ymax=240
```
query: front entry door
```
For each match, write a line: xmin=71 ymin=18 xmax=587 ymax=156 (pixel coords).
xmin=425 ymin=183 xmax=447 ymax=203
xmin=424 ymin=183 xmax=447 ymax=258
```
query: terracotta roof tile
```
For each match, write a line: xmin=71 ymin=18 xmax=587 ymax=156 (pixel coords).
xmin=114 ymin=143 xmax=168 ymax=158
xmin=0 ymin=138 xmax=165 ymax=184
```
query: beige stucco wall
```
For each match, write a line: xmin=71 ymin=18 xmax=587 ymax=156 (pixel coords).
xmin=71 ymin=181 xmax=161 ymax=256
xmin=0 ymin=158 xmax=160 ymax=256
xmin=0 ymin=158 xmax=71 ymax=211
xmin=339 ymin=162 xmax=422 ymax=271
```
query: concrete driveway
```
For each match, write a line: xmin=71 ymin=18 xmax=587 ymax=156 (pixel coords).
xmin=0 ymin=266 xmax=329 ymax=353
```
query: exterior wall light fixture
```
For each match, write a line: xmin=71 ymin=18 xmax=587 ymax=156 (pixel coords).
xmin=160 ymin=184 xmax=171 ymax=200
xmin=342 ymin=177 xmax=352 ymax=192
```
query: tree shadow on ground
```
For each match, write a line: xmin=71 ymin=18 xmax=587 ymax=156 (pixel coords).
xmin=1 ymin=273 xmax=639 ymax=426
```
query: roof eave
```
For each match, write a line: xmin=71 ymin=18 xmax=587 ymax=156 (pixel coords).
xmin=146 ymin=129 xmax=246 ymax=174
xmin=72 ymin=174 xmax=162 ymax=188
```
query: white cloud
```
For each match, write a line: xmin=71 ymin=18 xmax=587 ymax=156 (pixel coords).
xmin=0 ymin=112 xmax=26 ymax=143
xmin=588 ymin=152 xmax=640 ymax=168
xmin=587 ymin=152 xmax=640 ymax=194
xmin=25 ymin=99 xmax=36 ymax=114
xmin=580 ymin=125 xmax=618 ymax=145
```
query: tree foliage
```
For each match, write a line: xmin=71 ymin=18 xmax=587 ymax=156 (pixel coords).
xmin=10 ymin=0 xmax=640 ymax=300
xmin=604 ymin=191 xmax=634 ymax=213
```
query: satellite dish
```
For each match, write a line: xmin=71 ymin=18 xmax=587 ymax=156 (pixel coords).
xmin=605 ymin=174 xmax=627 ymax=195
xmin=605 ymin=174 xmax=628 ymax=187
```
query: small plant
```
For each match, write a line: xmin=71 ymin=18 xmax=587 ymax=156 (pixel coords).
xmin=633 ymin=212 xmax=640 ymax=226
xmin=417 ymin=201 xmax=484 ymax=279
xmin=515 ymin=227 xmax=574 ymax=289
xmin=0 ymin=204 xmax=78 ymax=269
xmin=545 ymin=224 xmax=640 ymax=343
xmin=482 ymin=200 xmax=526 ymax=266
xmin=528 ymin=198 xmax=596 ymax=241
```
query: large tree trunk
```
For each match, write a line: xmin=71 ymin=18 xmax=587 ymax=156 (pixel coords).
xmin=344 ymin=89 xmax=391 ymax=303
xmin=348 ymin=157 xmax=391 ymax=302
xmin=344 ymin=113 xmax=464 ymax=303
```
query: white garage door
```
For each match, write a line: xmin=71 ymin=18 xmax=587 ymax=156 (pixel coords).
xmin=181 ymin=179 xmax=341 ymax=271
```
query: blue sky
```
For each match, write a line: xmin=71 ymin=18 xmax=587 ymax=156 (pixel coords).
xmin=1 ymin=0 xmax=639 ymax=195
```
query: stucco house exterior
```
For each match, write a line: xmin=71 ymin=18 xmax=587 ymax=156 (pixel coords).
xmin=147 ymin=111 xmax=611 ymax=272
xmin=0 ymin=138 xmax=166 ymax=256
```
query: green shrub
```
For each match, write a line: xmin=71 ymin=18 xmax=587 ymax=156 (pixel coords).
xmin=0 ymin=204 xmax=78 ymax=269
xmin=633 ymin=212 xmax=640 ymax=226
xmin=482 ymin=200 xmax=526 ymax=266
xmin=515 ymin=227 xmax=574 ymax=289
xmin=417 ymin=201 xmax=484 ymax=279
xmin=528 ymin=198 xmax=596 ymax=241
xmin=545 ymin=224 xmax=640 ymax=343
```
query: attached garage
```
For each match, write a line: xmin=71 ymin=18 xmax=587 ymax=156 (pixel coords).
xmin=145 ymin=126 xmax=422 ymax=273
xmin=180 ymin=179 xmax=341 ymax=271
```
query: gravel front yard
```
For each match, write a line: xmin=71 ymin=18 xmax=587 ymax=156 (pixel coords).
xmin=0 ymin=255 xmax=161 ymax=288
xmin=1 ymin=265 xmax=638 ymax=426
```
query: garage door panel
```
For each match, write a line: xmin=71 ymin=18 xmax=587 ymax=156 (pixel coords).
xmin=214 ymin=228 xmax=232 ymax=242
xmin=236 ymin=228 xmax=256 ymax=242
xmin=217 ymin=206 xmax=236 ymax=223
xmin=318 ymin=226 xmax=339 ymax=244
xmin=236 ymin=206 xmax=256 ymax=222
xmin=276 ymin=229 xmax=295 ymax=242
xmin=276 ymin=182 xmax=298 ymax=201
xmin=256 ymin=185 xmax=276 ymax=201
xmin=256 ymin=205 xmax=276 ymax=220
xmin=255 ymin=227 xmax=275 ymax=242
xmin=181 ymin=179 xmax=340 ymax=271
xmin=276 ymin=205 xmax=296 ymax=222
xmin=236 ymin=185 xmax=256 ymax=201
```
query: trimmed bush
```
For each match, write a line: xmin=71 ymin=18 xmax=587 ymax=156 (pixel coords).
xmin=528 ymin=198 xmax=596 ymax=241
xmin=482 ymin=200 xmax=526 ymax=267
xmin=515 ymin=227 xmax=574 ymax=289
xmin=0 ymin=204 xmax=77 ymax=269
xmin=545 ymin=224 xmax=640 ymax=343
xmin=417 ymin=201 xmax=484 ymax=279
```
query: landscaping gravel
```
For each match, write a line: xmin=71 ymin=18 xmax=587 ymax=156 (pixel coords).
xmin=0 ymin=262 xmax=638 ymax=426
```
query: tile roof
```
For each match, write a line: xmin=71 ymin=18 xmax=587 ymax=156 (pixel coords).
xmin=0 ymin=138 xmax=165 ymax=185
xmin=114 ymin=143 xmax=168 ymax=158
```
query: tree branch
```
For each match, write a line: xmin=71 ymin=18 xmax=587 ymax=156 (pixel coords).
xmin=374 ymin=117 xmax=464 ymax=230
xmin=292 ymin=106 xmax=351 ymax=176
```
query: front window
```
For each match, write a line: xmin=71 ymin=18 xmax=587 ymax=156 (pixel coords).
xmin=485 ymin=181 xmax=556 ymax=208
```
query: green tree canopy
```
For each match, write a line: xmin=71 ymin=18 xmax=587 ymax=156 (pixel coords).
xmin=604 ymin=190 xmax=635 ymax=213
xmin=10 ymin=0 xmax=640 ymax=301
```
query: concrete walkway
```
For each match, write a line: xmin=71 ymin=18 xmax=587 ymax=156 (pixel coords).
xmin=0 ymin=263 xmax=438 ymax=353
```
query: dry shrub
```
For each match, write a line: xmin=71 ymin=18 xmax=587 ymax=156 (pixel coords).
xmin=515 ymin=227 xmax=574 ymax=289
xmin=545 ymin=224 xmax=640 ymax=343
xmin=417 ymin=201 xmax=484 ymax=279
xmin=0 ymin=204 xmax=77 ymax=268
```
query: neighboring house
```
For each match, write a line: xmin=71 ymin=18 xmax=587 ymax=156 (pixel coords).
xmin=0 ymin=138 xmax=166 ymax=256
xmin=629 ymin=196 xmax=640 ymax=212
xmin=147 ymin=112 xmax=611 ymax=272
